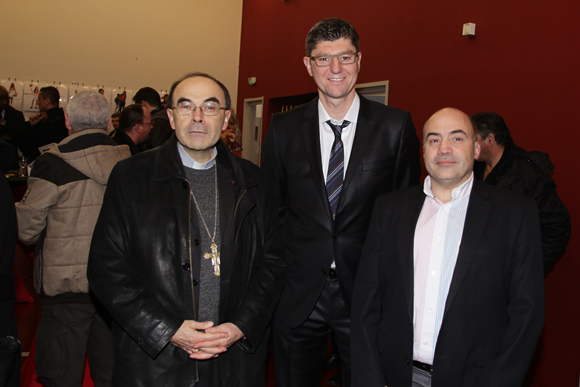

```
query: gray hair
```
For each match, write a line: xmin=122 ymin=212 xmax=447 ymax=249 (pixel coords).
xmin=67 ymin=91 xmax=110 ymax=131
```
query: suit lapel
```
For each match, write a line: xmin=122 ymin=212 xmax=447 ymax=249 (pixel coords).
xmin=341 ymin=95 xmax=374 ymax=196
xmin=301 ymin=99 xmax=333 ymax=220
xmin=443 ymin=181 xmax=491 ymax=315
xmin=398 ymin=188 xmax=426 ymax=322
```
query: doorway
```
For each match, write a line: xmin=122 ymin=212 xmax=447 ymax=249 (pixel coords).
xmin=242 ymin=97 xmax=264 ymax=165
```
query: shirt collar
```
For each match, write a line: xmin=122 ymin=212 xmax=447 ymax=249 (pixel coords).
xmin=423 ymin=172 xmax=474 ymax=203
xmin=177 ymin=142 xmax=217 ymax=170
xmin=318 ymin=93 xmax=360 ymax=126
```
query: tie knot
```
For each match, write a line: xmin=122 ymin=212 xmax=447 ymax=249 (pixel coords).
xmin=326 ymin=120 xmax=350 ymax=137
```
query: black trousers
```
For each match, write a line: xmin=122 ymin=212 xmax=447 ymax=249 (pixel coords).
xmin=273 ymin=277 xmax=351 ymax=387
xmin=36 ymin=302 xmax=114 ymax=387
xmin=0 ymin=300 xmax=20 ymax=387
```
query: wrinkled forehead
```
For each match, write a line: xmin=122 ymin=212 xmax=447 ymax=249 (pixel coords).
xmin=174 ymin=76 xmax=225 ymax=105
xmin=423 ymin=110 xmax=475 ymax=139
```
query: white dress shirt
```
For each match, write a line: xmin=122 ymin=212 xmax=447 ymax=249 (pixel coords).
xmin=413 ymin=173 xmax=474 ymax=364
xmin=318 ymin=94 xmax=360 ymax=181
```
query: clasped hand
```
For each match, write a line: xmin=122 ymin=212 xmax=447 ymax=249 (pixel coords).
xmin=170 ymin=320 xmax=244 ymax=359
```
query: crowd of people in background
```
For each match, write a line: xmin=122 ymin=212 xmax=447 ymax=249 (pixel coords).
xmin=0 ymin=17 xmax=571 ymax=387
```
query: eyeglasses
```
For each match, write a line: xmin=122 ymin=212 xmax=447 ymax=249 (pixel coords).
xmin=310 ymin=52 xmax=359 ymax=67
xmin=172 ymin=101 xmax=226 ymax=116
xmin=140 ymin=122 xmax=153 ymax=127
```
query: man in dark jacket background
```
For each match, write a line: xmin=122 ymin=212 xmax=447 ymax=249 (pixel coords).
xmin=111 ymin=104 xmax=152 ymax=156
xmin=133 ymin=86 xmax=173 ymax=150
xmin=16 ymin=86 xmax=68 ymax=162
xmin=471 ymin=111 xmax=571 ymax=273
xmin=0 ymin=86 xmax=25 ymax=170
xmin=88 ymin=72 xmax=286 ymax=387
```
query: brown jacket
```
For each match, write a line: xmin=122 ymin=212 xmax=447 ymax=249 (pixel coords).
xmin=16 ymin=129 xmax=130 ymax=296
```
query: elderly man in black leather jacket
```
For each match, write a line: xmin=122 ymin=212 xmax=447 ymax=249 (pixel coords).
xmin=471 ymin=111 xmax=571 ymax=273
xmin=88 ymin=73 xmax=286 ymax=387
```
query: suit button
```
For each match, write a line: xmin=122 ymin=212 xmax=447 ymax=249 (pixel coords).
xmin=182 ymin=263 xmax=190 ymax=271
xmin=193 ymin=279 xmax=198 ymax=286
xmin=194 ymin=239 xmax=200 ymax=246
xmin=405 ymin=358 xmax=410 ymax=365
xmin=321 ymin=268 xmax=327 ymax=275
xmin=332 ymin=233 xmax=337 ymax=239
xmin=182 ymin=181 xmax=188 ymax=189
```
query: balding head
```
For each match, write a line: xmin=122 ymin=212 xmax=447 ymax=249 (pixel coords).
xmin=422 ymin=108 xmax=480 ymax=198
xmin=423 ymin=108 xmax=475 ymax=141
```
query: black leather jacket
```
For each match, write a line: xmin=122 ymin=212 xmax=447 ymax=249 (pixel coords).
xmin=475 ymin=140 xmax=571 ymax=273
xmin=88 ymin=136 xmax=286 ymax=387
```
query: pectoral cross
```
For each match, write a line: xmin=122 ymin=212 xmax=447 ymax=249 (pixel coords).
xmin=203 ymin=242 xmax=221 ymax=276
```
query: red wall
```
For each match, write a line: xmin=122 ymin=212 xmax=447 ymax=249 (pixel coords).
xmin=237 ymin=0 xmax=579 ymax=385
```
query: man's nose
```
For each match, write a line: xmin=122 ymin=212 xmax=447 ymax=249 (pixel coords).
xmin=192 ymin=106 xmax=204 ymax=122
xmin=329 ymin=57 xmax=343 ymax=72
xmin=438 ymin=139 xmax=452 ymax=154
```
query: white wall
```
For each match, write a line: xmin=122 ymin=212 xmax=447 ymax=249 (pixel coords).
xmin=3 ymin=0 xmax=243 ymax=108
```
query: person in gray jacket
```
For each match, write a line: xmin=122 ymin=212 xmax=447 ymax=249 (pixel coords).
xmin=16 ymin=91 xmax=131 ymax=387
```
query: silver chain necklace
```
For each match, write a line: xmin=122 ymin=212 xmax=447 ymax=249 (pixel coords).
xmin=189 ymin=164 xmax=220 ymax=277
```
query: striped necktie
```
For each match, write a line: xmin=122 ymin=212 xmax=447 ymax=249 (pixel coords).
xmin=326 ymin=120 xmax=350 ymax=219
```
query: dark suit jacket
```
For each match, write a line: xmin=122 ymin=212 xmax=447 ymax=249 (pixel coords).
xmin=351 ymin=180 xmax=545 ymax=387
xmin=112 ymin=129 xmax=140 ymax=156
xmin=14 ymin=107 xmax=68 ymax=161
xmin=262 ymin=95 xmax=421 ymax=328
xmin=0 ymin=106 xmax=25 ymax=135
xmin=0 ymin=106 xmax=25 ymax=169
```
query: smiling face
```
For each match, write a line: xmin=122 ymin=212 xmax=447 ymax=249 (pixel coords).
xmin=304 ymin=37 xmax=361 ymax=108
xmin=167 ymin=76 xmax=230 ymax=163
xmin=423 ymin=108 xmax=480 ymax=191
xmin=111 ymin=116 xmax=120 ymax=130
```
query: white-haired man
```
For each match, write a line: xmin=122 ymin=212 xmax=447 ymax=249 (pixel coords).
xmin=16 ymin=91 xmax=131 ymax=387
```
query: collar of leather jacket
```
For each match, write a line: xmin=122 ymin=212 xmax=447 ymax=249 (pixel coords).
xmin=151 ymin=134 xmax=261 ymax=191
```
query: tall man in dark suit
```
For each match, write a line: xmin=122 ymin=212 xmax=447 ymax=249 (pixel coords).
xmin=351 ymin=108 xmax=545 ymax=387
xmin=262 ymin=18 xmax=421 ymax=387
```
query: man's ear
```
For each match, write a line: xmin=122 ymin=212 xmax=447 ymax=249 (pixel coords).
xmin=222 ymin=110 xmax=232 ymax=132
xmin=474 ymin=140 xmax=481 ymax=160
xmin=64 ymin=113 xmax=73 ymax=135
xmin=487 ymin=133 xmax=496 ymax=145
xmin=167 ymin=109 xmax=176 ymax=130
xmin=304 ymin=56 xmax=313 ymax=77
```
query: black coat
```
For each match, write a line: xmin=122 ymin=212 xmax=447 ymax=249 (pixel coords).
xmin=351 ymin=180 xmax=545 ymax=387
xmin=0 ymin=106 xmax=25 ymax=170
xmin=88 ymin=136 xmax=286 ymax=387
xmin=261 ymin=95 xmax=421 ymax=328
xmin=474 ymin=140 xmax=571 ymax=272
xmin=111 ymin=129 xmax=140 ymax=156
xmin=15 ymin=107 xmax=68 ymax=161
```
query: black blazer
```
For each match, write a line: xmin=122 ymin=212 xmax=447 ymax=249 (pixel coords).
xmin=351 ymin=180 xmax=545 ymax=387
xmin=0 ymin=106 xmax=25 ymax=169
xmin=262 ymin=95 xmax=421 ymax=328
